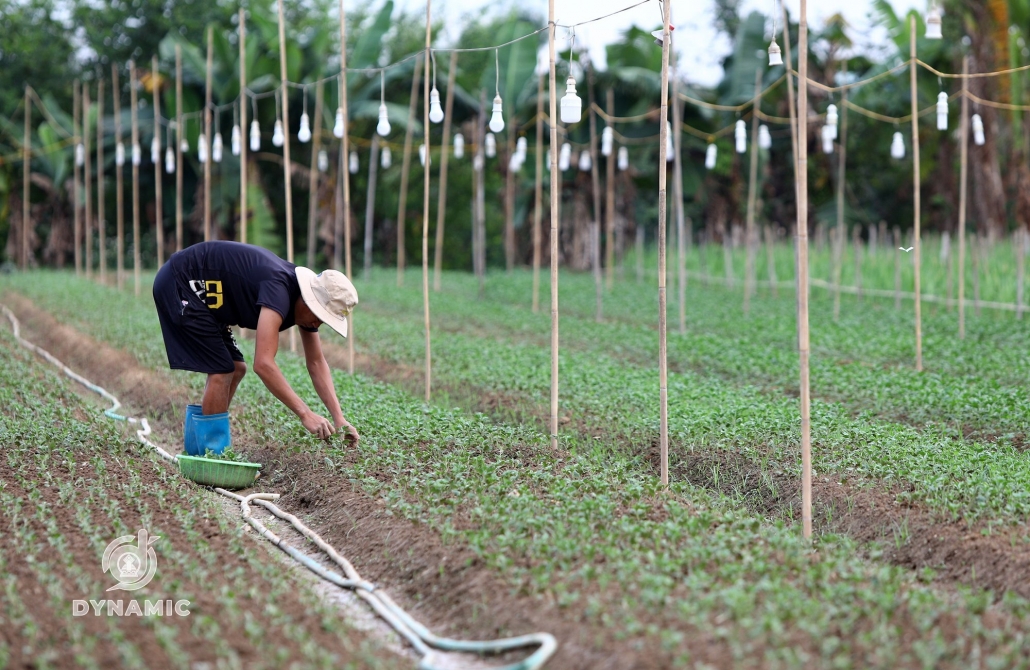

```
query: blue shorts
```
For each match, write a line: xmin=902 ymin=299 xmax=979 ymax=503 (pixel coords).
xmin=153 ymin=263 xmax=244 ymax=374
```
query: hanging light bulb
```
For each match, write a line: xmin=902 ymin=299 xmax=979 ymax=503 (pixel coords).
xmin=429 ymin=88 xmax=444 ymax=124
xmin=419 ymin=144 xmax=427 ymax=167
xmin=131 ymin=142 xmax=141 ymax=166
xmin=180 ymin=135 xmax=189 ymax=153
xmin=926 ymin=4 xmax=943 ymax=40
xmin=298 ymin=112 xmax=311 ymax=143
xmin=197 ymin=134 xmax=208 ymax=163
xmin=349 ymin=150 xmax=359 ymax=174
xmin=579 ymin=149 xmax=592 ymax=171
xmin=516 ymin=136 xmax=528 ymax=158
xmin=272 ymin=120 xmax=284 ymax=147
xmin=735 ymin=120 xmax=747 ymax=154
xmin=972 ymin=114 xmax=985 ymax=146
xmin=617 ymin=146 xmax=629 ymax=171
xmin=76 ymin=143 xmax=85 ymax=166
xmin=150 ymin=137 xmax=160 ymax=164
xmin=601 ymin=126 xmax=614 ymax=157
xmin=164 ymin=146 xmax=175 ymax=174
xmin=377 ymin=103 xmax=391 ymax=136
xmin=936 ymin=92 xmax=948 ymax=131
xmin=666 ymin=121 xmax=675 ymax=161
xmin=705 ymin=143 xmax=718 ymax=169
xmin=473 ymin=152 xmax=484 ymax=172
xmin=890 ymin=131 xmax=906 ymax=159
xmin=489 ymin=94 xmax=504 ymax=133
xmin=758 ymin=125 xmax=772 ymax=150
xmin=560 ymin=76 xmax=582 ymax=124
xmin=768 ymin=39 xmax=783 ymax=66
xmin=509 ymin=150 xmax=523 ymax=172
xmin=333 ymin=108 xmax=345 ymax=138
xmin=558 ymin=142 xmax=571 ymax=171
xmin=381 ymin=145 xmax=392 ymax=169
xmin=250 ymin=120 xmax=261 ymax=151
xmin=317 ymin=149 xmax=329 ymax=172
xmin=231 ymin=124 xmax=241 ymax=156
xmin=453 ymin=133 xmax=465 ymax=158
xmin=485 ymin=133 xmax=497 ymax=158
xmin=826 ymin=104 xmax=838 ymax=140
xmin=115 ymin=142 xmax=126 ymax=166
xmin=212 ymin=132 xmax=223 ymax=163
xmin=821 ymin=125 xmax=834 ymax=154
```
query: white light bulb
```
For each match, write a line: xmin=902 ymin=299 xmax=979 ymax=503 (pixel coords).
xmin=972 ymin=114 xmax=985 ymax=146
xmin=758 ymin=125 xmax=772 ymax=150
xmin=559 ymin=142 xmax=571 ymax=171
xmin=377 ymin=103 xmax=391 ymax=136
xmin=164 ymin=146 xmax=175 ymax=174
xmin=349 ymin=150 xmax=358 ymax=174
xmin=485 ymin=133 xmax=496 ymax=158
xmin=197 ymin=135 xmax=208 ymax=163
xmin=419 ymin=144 xmax=427 ymax=167
xmin=768 ymin=39 xmax=783 ymax=67
xmin=116 ymin=142 xmax=126 ymax=166
xmin=509 ymin=150 xmax=523 ymax=172
xmin=76 ymin=143 xmax=85 ymax=166
xmin=489 ymin=94 xmax=504 ymax=133
xmin=151 ymin=137 xmax=160 ymax=164
xmin=453 ymin=133 xmax=465 ymax=158
xmin=666 ymin=121 xmax=674 ymax=161
xmin=826 ymin=104 xmax=838 ymax=139
xmin=231 ymin=124 xmax=241 ymax=156
xmin=180 ymin=137 xmax=189 ymax=153
xmin=381 ymin=145 xmax=392 ymax=169
xmin=705 ymin=143 xmax=717 ymax=169
xmin=617 ymin=146 xmax=628 ymax=171
xmin=821 ymin=125 xmax=834 ymax=154
xmin=560 ymin=76 xmax=582 ymax=124
xmin=429 ymin=88 xmax=444 ymax=124
xmin=890 ymin=131 xmax=905 ymax=159
xmin=473 ymin=153 xmax=484 ymax=172
xmin=516 ymin=136 xmax=528 ymax=157
xmin=333 ymin=108 xmax=345 ymax=138
xmin=272 ymin=120 xmax=284 ymax=147
xmin=926 ymin=5 xmax=943 ymax=40
xmin=936 ymin=92 xmax=948 ymax=131
xmin=317 ymin=149 xmax=328 ymax=172
xmin=212 ymin=132 xmax=223 ymax=163
xmin=250 ymin=120 xmax=261 ymax=151
xmin=131 ymin=142 xmax=141 ymax=166
xmin=579 ymin=150 xmax=592 ymax=171
xmin=298 ymin=112 xmax=311 ymax=143
xmin=735 ymin=120 xmax=747 ymax=154
xmin=601 ymin=127 xmax=613 ymax=157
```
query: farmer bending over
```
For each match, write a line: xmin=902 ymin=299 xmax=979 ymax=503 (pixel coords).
xmin=154 ymin=240 xmax=360 ymax=456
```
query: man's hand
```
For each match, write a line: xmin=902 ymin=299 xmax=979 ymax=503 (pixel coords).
xmin=336 ymin=418 xmax=360 ymax=446
xmin=301 ymin=410 xmax=335 ymax=440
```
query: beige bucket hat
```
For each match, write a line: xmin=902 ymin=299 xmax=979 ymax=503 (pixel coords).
xmin=295 ymin=267 xmax=359 ymax=338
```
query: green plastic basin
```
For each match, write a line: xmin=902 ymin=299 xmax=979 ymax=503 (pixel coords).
xmin=178 ymin=454 xmax=262 ymax=489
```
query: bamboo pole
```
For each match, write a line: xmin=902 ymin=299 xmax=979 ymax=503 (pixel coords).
xmin=505 ymin=122 xmax=516 ymax=273
xmin=476 ymin=91 xmax=487 ymax=298
xmin=944 ymin=231 xmax=953 ymax=310
xmin=84 ymin=86 xmax=93 ymax=279
xmin=397 ymin=54 xmax=423 ymax=287
xmin=73 ymin=79 xmax=82 ymax=275
xmin=433 ymin=51 xmax=458 ymax=292
xmin=605 ymin=88 xmax=615 ymax=290
xmin=130 ymin=61 xmax=141 ymax=296
xmin=744 ymin=67 xmax=762 ymax=315
xmin=894 ymin=225 xmax=902 ymax=310
xmin=532 ymin=73 xmax=544 ymax=311
xmin=832 ymin=224 xmax=844 ymax=320
xmin=588 ymin=61 xmax=603 ymax=322
xmin=279 ymin=0 xmax=298 ymax=355
xmin=797 ymin=0 xmax=813 ymax=539
xmin=471 ymin=120 xmax=480 ymax=281
xmin=153 ymin=56 xmax=165 ymax=266
xmin=114 ymin=65 xmax=124 ymax=290
xmin=97 ymin=80 xmax=106 ymax=283
xmin=656 ymin=0 xmax=672 ymax=488
xmin=780 ymin=0 xmax=801 ymax=332
xmin=958 ymin=55 xmax=969 ymax=339
xmin=239 ymin=10 xmax=248 ymax=245
xmin=765 ymin=225 xmax=778 ymax=297
xmin=910 ymin=15 xmax=923 ymax=372
xmin=364 ymin=136 xmax=380 ymax=276
xmin=22 ymin=87 xmax=30 ymax=270
xmin=204 ymin=27 xmax=213 ymax=242
xmin=973 ymin=233 xmax=982 ymax=315
xmin=853 ymin=225 xmax=862 ymax=301
xmin=421 ymin=2 xmax=433 ymax=402
xmin=834 ymin=64 xmax=849 ymax=317
xmin=175 ymin=45 xmax=183 ymax=252
xmin=672 ymin=67 xmax=686 ymax=334
xmin=548 ymin=0 xmax=560 ymax=452
xmin=307 ymin=81 xmax=324 ymax=267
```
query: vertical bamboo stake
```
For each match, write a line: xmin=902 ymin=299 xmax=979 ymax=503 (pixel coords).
xmin=364 ymin=135 xmax=380 ymax=275
xmin=588 ymin=62 xmax=603 ymax=322
xmin=421 ymin=3 xmax=433 ymax=402
xmin=944 ymin=231 xmax=953 ymax=310
xmin=548 ymin=0 xmax=560 ymax=452
xmin=471 ymin=120 xmax=480 ymax=281
xmin=765 ymin=225 xmax=778 ymax=296
xmin=744 ymin=68 xmax=762 ymax=315
xmin=113 ymin=65 xmax=124 ymax=290
xmin=973 ymin=233 xmax=982 ymax=315
xmin=22 ymin=87 xmax=30 ymax=270
xmin=797 ymin=0 xmax=813 ymax=539
xmin=97 ymin=81 xmax=107 ymax=283
xmin=130 ymin=62 xmax=141 ymax=296
xmin=894 ymin=225 xmax=902 ymax=310
xmin=278 ymin=0 xmax=298 ymax=355
xmin=835 ymin=65 xmax=849 ymax=316
xmin=204 ymin=27 xmax=213 ymax=242
xmin=476 ymin=91 xmax=487 ymax=297
xmin=433 ymin=50 xmax=458 ymax=291
xmin=605 ymin=88 xmax=616 ymax=290
xmin=832 ymin=225 xmax=843 ymax=320
xmin=672 ymin=68 xmax=686 ymax=333
xmin=73 ymin=80 xmax=82 ymax=275
xmin=532 ymin=73 xmax=544 ymax=311
xmin=239 ymin=10 xmax=248 ymax=245
xmin=958 ymin=56 xmax=969 ymax=339
xmin=307 ymin=81 xmax=324 ymax=267
xmin=505 ymin=123 xmax=516 ymax=273
xmin=175 ymin=45 xmax=184 ymax=252
xmin=910 ymin=15 xmax=923 ymax=371
xmin=153 ymin=56 xmax=165 ymax=266
xmin=84 ymin=86 xmax=93 ymax=279
xmin=853 ymin=226 xmax=862 ymax=301
xmin=397 ymin=54 xmax=423 ymax=287
xmin=656 ymin=0 xmax=672 ymax=488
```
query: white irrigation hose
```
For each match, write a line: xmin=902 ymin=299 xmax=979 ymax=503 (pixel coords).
xmin=2 ymin=304 xmax=557 ymax=670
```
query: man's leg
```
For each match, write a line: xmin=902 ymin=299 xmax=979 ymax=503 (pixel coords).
xmin=202 ymin=372 xmax=234 ymax=414
xmin=227 ymin=361 xmax=247 ymax=406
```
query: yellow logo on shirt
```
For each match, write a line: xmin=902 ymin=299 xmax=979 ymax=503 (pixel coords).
xmin=188 ymin=280 xmax=223 ymax=309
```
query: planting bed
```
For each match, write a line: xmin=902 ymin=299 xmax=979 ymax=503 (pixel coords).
xmin=4 ymin=269 xmax=1030 ymax=668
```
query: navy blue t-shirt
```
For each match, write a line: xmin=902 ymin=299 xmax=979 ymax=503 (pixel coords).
xmin=168 ymin=241 xmax=300 ymax=331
